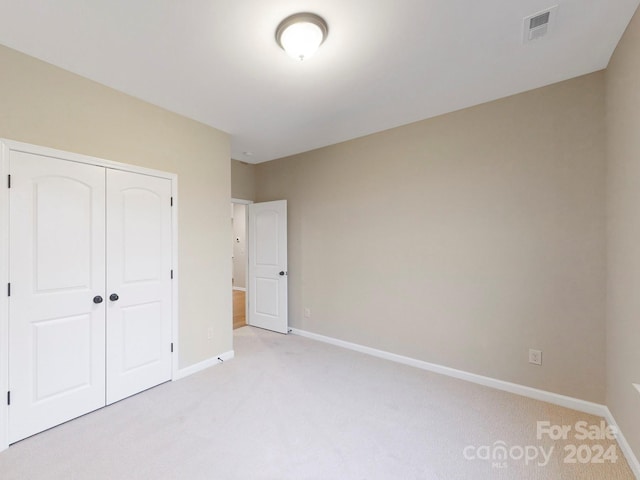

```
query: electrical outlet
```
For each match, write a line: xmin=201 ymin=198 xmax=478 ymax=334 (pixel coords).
xmin=529 ymin=349 xmax=542 ymax=366
xmin=633 ymin=383 xmax=640 ymax=396
xmin=304 ymin=307 xmax=311 ymax=318
xmin=207 ymin=327 xmax=214 ymax=339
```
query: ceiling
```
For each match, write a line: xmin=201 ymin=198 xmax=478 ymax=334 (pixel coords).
xmin=0 ymin=1 xmax=638 ymax=164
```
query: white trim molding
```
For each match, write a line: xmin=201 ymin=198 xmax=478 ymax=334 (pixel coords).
xmin=290 ymin=328 xmax=605 ymax=415
xmin=231 ymin=198 xmax=254 ymax=205
xmin=603 ymin=407 xmax=640 ymax=478
xmin=290 ymin=328 xmax=640 ymax=477
xmin=175 ymin=350 xmax=235 ymax=380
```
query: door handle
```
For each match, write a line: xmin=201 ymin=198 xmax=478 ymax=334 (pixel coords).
xmin=93 ymin=295 xmax=103 ymax=304
xmin=279 ymin=271 xmax=287 ymax=276
xmin=109 ymin=293 xmax=119 ymax=302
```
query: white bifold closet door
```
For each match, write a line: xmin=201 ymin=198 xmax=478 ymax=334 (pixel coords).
xmin=8 ymin=152 xmax=172 ymax=443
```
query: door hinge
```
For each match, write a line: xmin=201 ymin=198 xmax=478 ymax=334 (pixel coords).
xmin=170 ymin=197 xmax=173 ymax=207
xmin=170 ymin=269 xmax=173 ymax=279
xmin=7 ymin=391 xmax=10 ymax=406
xmin=7 ymin=174 xmax=11 ymax=189
xmin=7 ymin=283 xmax=10 ymax=297
xmin=171 ymin=343 xmax=174 ymax=353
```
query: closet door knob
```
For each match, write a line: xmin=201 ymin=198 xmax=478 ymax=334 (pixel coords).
xmin=93 ymin=296 xmax=103 ymax=304
xmin=109 ymin=293 xmax=119 ymax=302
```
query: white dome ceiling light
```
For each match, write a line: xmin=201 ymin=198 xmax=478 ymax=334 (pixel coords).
xmin=275 ymin=12 xmax=328 ymax=61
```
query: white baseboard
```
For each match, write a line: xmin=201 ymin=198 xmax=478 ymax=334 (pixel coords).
xmin=291 ymin=328 xmax=640 ymax=478
xmin=232 ymin=287 xmax=246 ymax=292
xmin=603 ymin=407 xmax=640 ymax=478
xmin=290 ymin=328 xmax=605 ymax=415
xmin=174 ymin=350 xmax=235 ymax=380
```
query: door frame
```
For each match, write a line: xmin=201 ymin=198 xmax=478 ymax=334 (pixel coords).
xmin=0 ymin=139 xmax=179 ymax=453
xmin=231 ymin=198 xmax=252 ymax=328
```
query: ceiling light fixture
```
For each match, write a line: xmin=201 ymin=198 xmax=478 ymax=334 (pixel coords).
xmin=275 ymin=12 xmax=328 ymax=61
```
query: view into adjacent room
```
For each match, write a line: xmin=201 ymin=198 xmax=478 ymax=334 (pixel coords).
xmin=232 ymin=202 xmax=247 ymax=329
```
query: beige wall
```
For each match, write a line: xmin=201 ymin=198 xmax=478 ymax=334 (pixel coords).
xmin=231 ymin=159 xmax=257 ymax=201
xmin=0 ymin=44 xmax=232 ymax=368
xmin=606 ymin=7 xmax=640 ymax=458
xmin=256 ymin=72 xmax=607 ymax=403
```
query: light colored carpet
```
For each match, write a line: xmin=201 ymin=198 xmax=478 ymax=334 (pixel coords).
xmin=0 ymin=326 xmax=634 ymax=479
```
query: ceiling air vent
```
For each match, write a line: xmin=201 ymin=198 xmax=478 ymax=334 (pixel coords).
xmin=523 ymin=6 xmax=557 ymax=43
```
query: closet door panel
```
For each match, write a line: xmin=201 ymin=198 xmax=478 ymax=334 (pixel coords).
xmin=8 ymin=151 xmax=106 ymax=443
xmin=106 ymin=169 xmax=172 ymax=404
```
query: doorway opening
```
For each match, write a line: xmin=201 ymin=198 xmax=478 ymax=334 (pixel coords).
xmin=231 ymin=198 xmax=288 ymax=334
xmin=231 ymin=199 xmax=251 ymax=329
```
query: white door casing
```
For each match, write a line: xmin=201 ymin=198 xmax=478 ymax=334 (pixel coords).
xmin=248 ymin=200 xmax=288 ymax=334
xmin=106 ymin=169 xmax=173 ymax=404
xmin=8 ymin=151 xmax=107 ymax=443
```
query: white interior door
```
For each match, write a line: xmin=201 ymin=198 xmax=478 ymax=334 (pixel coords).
xmin=105 ymin=169 xmax=173 ymax=404
xmin=248 ymin=200 xmax=288 ymax=334
xmin=8 ymin=151 xmax=106 ymax=443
